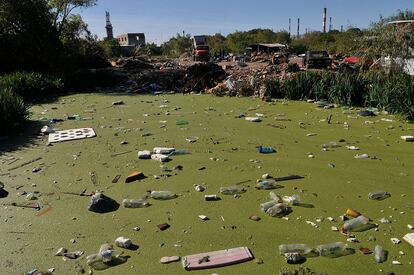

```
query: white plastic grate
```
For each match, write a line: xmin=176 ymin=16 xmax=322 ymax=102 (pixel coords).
xmin=48 ymin=128 xmax=96 ymax=143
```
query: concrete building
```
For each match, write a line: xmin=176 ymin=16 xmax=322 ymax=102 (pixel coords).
xmin=117 ymin=33 xmax=146 ymax=47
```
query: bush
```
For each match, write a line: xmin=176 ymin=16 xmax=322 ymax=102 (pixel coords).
xmin=284 ymin=71 xmax=322 ymax=100
xmin=0 ymin=72 xmax=63 ymax=101
xmin=0 ymin=88 xmax=30 ymax=136
xmin=264 ymin=78 xmax=282 ymax=98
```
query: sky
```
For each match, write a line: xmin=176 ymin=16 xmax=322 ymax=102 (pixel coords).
xmin=79 ymin=0 xmax=414 ymax=44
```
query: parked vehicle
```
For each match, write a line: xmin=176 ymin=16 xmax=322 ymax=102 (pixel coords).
xmin=304 ymin=51 xmax=332 ymax=69
xmin=192 ymin=35 xmax=210 ymax=62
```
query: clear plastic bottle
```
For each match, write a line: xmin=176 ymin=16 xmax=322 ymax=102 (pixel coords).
xmin=86 ymin=244 xmax=122 ymax=270
xmin=219 ymin=186 xmax=246 ymax=195
xmin=279 ymin=244 xmax=312 ymax=255
xmin=375 ymin=245 xmax=387 ymax=263
xmin=150 ymin=191 xmax=177 ymax=200
xmin=368 ymin=191 xmax=390 ymax=200
xmin=260 ymin=201 xmax=276 ymax=212
xmin=316 ymin=242 xmax=346 ymax=256
xmin=282 ymin=195 xmax=300 ymax=205
xmin=266 ymin=203 xmax=288 ymax=217
xmin=256 ymin=181 xmax=274 ymax=190
xmin=257 ymin=146 xmax=275 ymax=153
xmin=269 ymin=192 xmax=283 ymax=203
xmin=122 ymin=199 xmax=150 ymax=208
xmin=343 ymin=215 xmax=369 ymax=232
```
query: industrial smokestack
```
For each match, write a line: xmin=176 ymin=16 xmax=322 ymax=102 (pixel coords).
xmin=329 ymin=17 xmax=332 ymax=32
xmin=297 ymin=18 xmax=300 ymax=38
xmin=289 ymin=18 xmax=291 ymax=37
xmin=323 ymin=8 xmax=327 ymax=33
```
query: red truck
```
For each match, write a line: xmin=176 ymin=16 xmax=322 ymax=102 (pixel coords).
xmin=192 ymin=35 xmax=210 ymax=62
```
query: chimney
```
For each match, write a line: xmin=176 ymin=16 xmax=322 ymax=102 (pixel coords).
xmin=323 ymin=8 xmax=327 ymax=33
xmin=297 ymin=18 xmax=300 ymax=38
xmin=329 ymin=17 xmax=332 ymax=32
xmin=289 ymin=18 xmax=291 ymax=37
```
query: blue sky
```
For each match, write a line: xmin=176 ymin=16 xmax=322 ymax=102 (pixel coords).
xmin=79 ymin=0 xmax=414 ymax=44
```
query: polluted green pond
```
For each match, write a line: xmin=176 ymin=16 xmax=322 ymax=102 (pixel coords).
xmin=0 ymin=93 xmax=413 ymax=274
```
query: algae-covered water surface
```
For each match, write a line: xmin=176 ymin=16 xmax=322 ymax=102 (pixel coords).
xmin=1 ymin=93 xmax=413 ymax=274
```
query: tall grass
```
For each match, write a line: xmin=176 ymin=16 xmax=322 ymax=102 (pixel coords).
xmin=0 ymin=72 xmax=62 ymax=101
xmin=264 ymin=78 xmax=282 ymax=98
xmin=271 ymin=70 xmax=414 ymax=120
xmin=0 ymin=88 xmax=30 ymax=136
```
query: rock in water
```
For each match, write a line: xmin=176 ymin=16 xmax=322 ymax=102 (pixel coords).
xmin=88 ymin=192 xmax=119 ymax=213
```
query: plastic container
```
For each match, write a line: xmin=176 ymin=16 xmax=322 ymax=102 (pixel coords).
xmin=375 ymin=245 xmax=387 ymax=263
xmin=316 ymin=242 xmax=346 ymax=256
xmin=343 ymin=216 xmax=369 ymax=232
xmin=279 ymin=244 xmax=312 ymax=255
xmin=266 ymin=203 xmax=288 ymax=217
xmin=115 ymin=237 xmax=132 ymax=248
xmin=269 ymin=192 xmax=283 ymax=203
xmin=260 ymin=201 xmax=276 ymax=212
xmin=153 ymin=147 xmax=175 ymax=154
xmin=368 ymin=191 xmax=390 ymax=200
xmin=86 ymin=244 xmax=122 ymax=270
xmin=256 ymin=181 xmax=274 ymax=190
xmin=219 ymin=186 xmax=246 ymax=195
xmin=257 ymin=146 xmax=275 ymax=154
xmin=169 ymin=149 xmax=190 ymax=155
xmin=151 ymin=154 xmax=170 ymax=162
xmin=322 ymin=142 xmax=339 ymax=149
xmin=122 ymin=199 xmax=150 ymax=208
xmin=150 ymin=191 xmax=177 ymax=200
xmin=282 ymin=195 xmax=300 ymax=205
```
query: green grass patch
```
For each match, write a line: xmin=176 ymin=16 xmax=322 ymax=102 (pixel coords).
xmin=0 ymin=88 xmax=30 ymax=136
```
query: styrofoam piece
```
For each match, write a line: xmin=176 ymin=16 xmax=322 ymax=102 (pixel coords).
xmin=403 ymin=233 xmax=414 ymax=247
xmin=138 ymin=150 xmax=152 ymax=159
xmin=48 ymin=128 xmax=96 ymax=143
xmin=153 ymin=147 xmax=175 ymax=154
xmin=151 ymin=154 xmax=170 ymax=162
xmin=245 ymin=117 xmax=262 ymax=122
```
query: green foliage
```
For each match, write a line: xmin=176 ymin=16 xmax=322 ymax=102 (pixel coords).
xmin=98 ymin=39 xmax=123 ymax=59
xmin=162 ymin=33 xmax=192 ymax=57
xmin=207 ymin=33 xmax=227 ymax=56
xmin=264 ymin=78 xmax=282 ymax=98
xmin=366 ymin=72 xmax=414 ymax=120
xmin=284 ymin=71 xmax=322 ymax=100
xmin=226 ymin=29 xmax=291 ymax=54
xmin=0 ymin=88 xmax=30 ymax=136
xmin=0 ymin=72 xmax=63 ymax=101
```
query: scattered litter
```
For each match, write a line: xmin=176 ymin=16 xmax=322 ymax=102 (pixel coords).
xmin=368 ymin=191 xmax=390 ymax=200
xmin=249 ymin=215 xmax=261 ymax=221
xmin=257 ymin=146 xmax=275 ymax=154
xmin=403 ymin=233 xmax=414 ymax=247
xmin=153 ymin=147 xmax=175 ymax=154
xmin=112 ymin=100 xmax=124 ymax=106
xmin=354 ymin=154 xmax=369 ymax=159
xmin=220 ymin=186 xmax=246 ymax=195
xmin=122 ymin=199 xmax=150 ymax=208
xmin=359 ymin=248 xmax=373 ymax=255
xmin=392 ymin=260 xmax=402 ymax=265
xmin=284 ymin=253 xmax=305 ymax=264
xmin=112 ymin=174 xmax=121 ymax=184
xmin=48 ymin=128 xmax=96 ymax=143
xmin=194 ymin=184 xmax=206 ymax=192
xmin=160 ymin=256 xmax=180 ymax=264
xmin=186 ymin=136 xmax=199 ymax=143
xmin=125 ymin=171 xmax=145 ymax=183
xmin=408 ymin=224 xmax=414 ymax=230
xmin=115 ymin=237 xmax=132 ymax=248
xmin=151 ymin=154 xmax=170 ymax=162
xmin=375 ymin=245 xmax=387 ymax=263
xmin=401 ymin=135 xmax=414 ymax=142
xmin=245 ymin=117 xmax=262 ymax=122
xmin=205 ymin=195 xmax=220 ymax=201
xmin=41 ymin=125 xmax=55 ymax=135
xmin=87 ymin=192 xmax=119 ymax=213
xmin=346 ymin=208 xmax=361 ymax=218
xmin=198 ymin=215 xmax=209 ymax=221
xmin=391 ymin=238 xmax=401 ymax=244
xmin=346 ymin=146 xmax=360 ymax=150
xmin=150 ymin=191 xmax=177 ymax=200
xmin=358 ymin=110 xmax=376 ymax=117
xmin=182 ymin=247 xmax=253 ymax=270
xmin=274 ymin=175 xmax=304 ymax=182
xmin=157 ymin=223 xmax=170 ymax=231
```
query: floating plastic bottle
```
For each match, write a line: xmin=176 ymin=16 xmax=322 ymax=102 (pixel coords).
xmin=150 ymin=191 xmax=177 ymax=200
xmin=256 ymin=181 xmax=275 ymax=190
xmin=260 ymin=201 xmax=277 ymax=212
xmin=257 ymin=146 xmax=275 ymax=154
xmin=219 ymin=186 xmax=246 ymax=195
xmin=282 ymin=195 xmax=300 ymax=205
xmin=368 ymin=191 xmax=390 ymax=200
xmin=266 ymin=203 xmax=289 ymax=217
xmin=343 ymin=216 xmax=369 ymax=232
xmin=122 ymin=199 xmax=150 ymax=208
xmin=269 ymin=192 xmax=282 ymax=203
xmin=322 ymin=142 xmax=339 ymax=149
xmin=375 ymin=245 xmax=387 ymax=263
xmin=169 ymin=149 xmax=190 ymax=155
xmin=153 ymin=147 xmax=175 ymax=154
xmin=279 ymin=244 xmax=312 ymax=255
xmin=316 ymin=242 xmax=347 ymax=257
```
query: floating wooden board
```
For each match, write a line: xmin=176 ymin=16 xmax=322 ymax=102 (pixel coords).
xmin=48 ymin=128 xmax=96 ymax=143
xmin=182 ymin=247 xmax=253 ymax=270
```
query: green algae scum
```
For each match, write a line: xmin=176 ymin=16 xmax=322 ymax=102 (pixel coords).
xmin=1 ymin=93 xmax=413 ymax=274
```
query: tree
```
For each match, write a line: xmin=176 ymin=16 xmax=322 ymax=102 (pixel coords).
xmin=48 ymin=0 xmax=97 ymax=37
xmin=161 ymin=33 xmax=192 ymax=56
